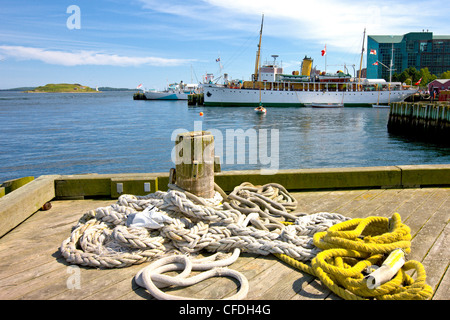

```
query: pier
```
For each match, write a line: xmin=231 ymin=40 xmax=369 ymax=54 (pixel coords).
xmin=0 ymin=165 xmax=449 ymax=300
xmin=188 ymin=93 xmax=204 ymax=106
xmin=388 ymin=101 xmax=450 ymax=143
xmin=133 ymin=92 xmax=147 ymax=100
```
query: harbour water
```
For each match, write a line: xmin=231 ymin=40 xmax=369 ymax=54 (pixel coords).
xmin=1 ymin=90 xmax=449 ymax=183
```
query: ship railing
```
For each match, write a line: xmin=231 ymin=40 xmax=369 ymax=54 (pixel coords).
xmin=238 ymin=81 xmax=411 ymax=92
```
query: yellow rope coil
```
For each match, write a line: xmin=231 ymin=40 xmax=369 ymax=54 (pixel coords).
xmin=275 ymin=213 xmax=433 ymax=300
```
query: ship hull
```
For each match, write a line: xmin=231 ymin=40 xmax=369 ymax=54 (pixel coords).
xmin=203 ymin=85 xmax=417 ymax=107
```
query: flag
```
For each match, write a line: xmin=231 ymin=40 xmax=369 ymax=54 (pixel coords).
xmin=216 ymin=57 xmax=221 ymax=62
xmin=372 ymin=61 xmax=378 ymax=66
xmin=370 ymin=49 xmax=377 ymax=55
xmin=137 ymin=84 xmax=143 ymax=89
xmin=321 ymin=45 xmax=327 ymax=56
xmin=414 ymin=78 xmax=422 ymax=85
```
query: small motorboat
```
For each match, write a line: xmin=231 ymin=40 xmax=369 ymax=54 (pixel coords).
xmin=310 ymin=103 xmax=344 ymax=108
xmin=254 ymin=105 xmax=267 ymax=114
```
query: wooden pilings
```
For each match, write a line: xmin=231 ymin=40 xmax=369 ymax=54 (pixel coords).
xmin=188 ymin=93 xmax=204 ymax=106
xmin=388 ymin=102 xmax=450 ymax=144
xmin=133 ymin=92 xmax=147 ymax=100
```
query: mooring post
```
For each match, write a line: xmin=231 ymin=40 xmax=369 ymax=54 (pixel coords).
xmin=174 ymin=131 xmax=215 ymax=198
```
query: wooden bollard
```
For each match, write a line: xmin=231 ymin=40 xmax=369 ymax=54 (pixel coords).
xmin=174 ymin=131 xmax=215 ymax=198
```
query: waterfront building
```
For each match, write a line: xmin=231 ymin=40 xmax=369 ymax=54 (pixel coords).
xmin=428 ymin=79 xmax=450 ymax=90
xmin=367 ymin=32 xmax=450 ymax=80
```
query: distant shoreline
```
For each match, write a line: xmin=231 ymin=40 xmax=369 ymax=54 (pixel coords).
xmin=23 ymin=83 xmax=98 ymax=93
xmin=23 ymin=90 xmax=101 ymax=93
xmin=0 ymin=85 xmax=134 ymax=92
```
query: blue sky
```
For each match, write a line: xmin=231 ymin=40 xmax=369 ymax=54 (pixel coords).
xmin=0 ymin=0 xmax=448 ymax=90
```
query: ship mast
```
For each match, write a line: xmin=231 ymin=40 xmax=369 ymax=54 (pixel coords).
xmin=254 ymin=14 xmax=264 ymax=82
xmin=358 ymin=28 xmax=366 ymax=90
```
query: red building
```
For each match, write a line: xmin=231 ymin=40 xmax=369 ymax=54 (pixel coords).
xmin=428 ymin=79 xmax=450 ymax=101
xmin=428 ymin=79 xmax=450 ymax=92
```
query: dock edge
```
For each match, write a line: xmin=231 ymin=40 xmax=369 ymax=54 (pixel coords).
xmin=1 ymin=164 xmax=449 ymax=237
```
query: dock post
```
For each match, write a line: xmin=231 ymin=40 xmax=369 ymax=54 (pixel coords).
xmin=174 ymin=131 xmax=215 ymax=198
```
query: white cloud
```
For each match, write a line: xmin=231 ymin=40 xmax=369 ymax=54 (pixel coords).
xmin=207 ymin=0 xmax=436 ymax=51
xmin=137 ymin=0 xmax=446 ymax=53
xmin=0 ymin=45 xmax=194 ymax=67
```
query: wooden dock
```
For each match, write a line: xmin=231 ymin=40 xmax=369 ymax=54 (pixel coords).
xmin=0 ymin=167 xmax=449 ymax=302
xmin=388 ymin=101 xmax=450 ymax=144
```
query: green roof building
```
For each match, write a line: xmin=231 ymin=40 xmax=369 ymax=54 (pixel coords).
xmin=367 ymin=32 xmax=450 ymax=80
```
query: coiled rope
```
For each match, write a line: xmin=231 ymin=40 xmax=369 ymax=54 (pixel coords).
xmin=60 ymin=182 xmax=432 ymax=300
xmin=274 ymin=213 xmax=433 ymax=300
xmin=60 ymin=182 xmax=349 ymax=299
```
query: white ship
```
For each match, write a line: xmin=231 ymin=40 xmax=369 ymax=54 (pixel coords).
xmin=144 ymin=82 xmax=199 ymax=100
xmin=202 ymin=74 xmax=416 ymax=107
xmin=203 ymin=16 xmax=417 ymax=107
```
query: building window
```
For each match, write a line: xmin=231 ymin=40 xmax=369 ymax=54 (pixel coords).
xmin=408 ymin=53 xmax=416 ymax=67
xmin=433 ymin=41 xmax=444 ymax=53
xmin=420 ymin=42 xmax=427 ymax=52
xmin=407 ymin=41 xmax=414 ymax=51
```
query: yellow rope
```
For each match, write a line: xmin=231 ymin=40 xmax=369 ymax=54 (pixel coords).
xmin=274 ymin=213 xmax=433 ymax=300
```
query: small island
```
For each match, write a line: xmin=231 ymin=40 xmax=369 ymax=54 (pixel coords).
xmin=25 ymin=83 xmax=99 ymax=93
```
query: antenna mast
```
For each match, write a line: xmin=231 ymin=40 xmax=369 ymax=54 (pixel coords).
xmin=254 ymin=14 xmax=264 ymax=82
xmin=358 ymin=28 xmax=366 ymax=90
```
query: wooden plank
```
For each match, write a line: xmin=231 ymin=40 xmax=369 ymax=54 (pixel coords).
xmin=369 ymin=188 xmax=420 ymax=217
xmin=1 ymin=260 xmax=67 ymax=300
xmin=403 ymin=188 xmax=449 ymax=236
xmin=419 ymin=217 xmax=450 ymax=299
xmin=302 ymin=189 xmax=370 ymax=214
xmin=294 ymin=189 xmax=372 ymax=215
xmin=49 ymin=265 xmax=140 ymax=300
xmin=1 ymin=176 xmax=34 ymax=194
xmin=344 ymin=189 xmax=398 ymax=218
xmin=292 ymin=190 xmax=333 ymax=214
xmin=0 ymin=175 xmax=58 ymax=238
xmin=399 ymin=164 xmax=450 ymax=187
xmin=255 ymin=260 xmax=316 ymax=300
xmin=0 ymin=199 xmax=114 ymax=276
xmin=409 ymin=194 xmax=449 ymax=262
xmin=291 ymin=277 xmax=334 ymax=300
xmin=432 ymin=267 xmax=449 ymax=300
xmin=331 ymin=189 xmax=385 ymax=217
xmin=392 ymin=188 xmax=435 ymax=222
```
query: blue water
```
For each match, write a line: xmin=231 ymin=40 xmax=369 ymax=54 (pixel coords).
xmin=1 ymin=90 xmax=449 ymax=183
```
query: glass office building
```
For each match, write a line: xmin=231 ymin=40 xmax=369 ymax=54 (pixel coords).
xmin=367 ymin=32 xmax=450 ymax=80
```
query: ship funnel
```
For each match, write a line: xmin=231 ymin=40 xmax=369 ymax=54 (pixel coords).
xmin=301 ymin=56 xmax=313 ymax=77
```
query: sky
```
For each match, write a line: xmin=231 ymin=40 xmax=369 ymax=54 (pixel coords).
xmin=0 ymin=0 xmax=448 ymax=90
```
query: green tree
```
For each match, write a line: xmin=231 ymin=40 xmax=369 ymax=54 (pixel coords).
xmin=405 ymin=67 xmax=421 ymax=83
xmin=440 ymin=70 xmax=450 ymax=79
xmin=392 ymin=72 xmax=400 ymax=82
xmin=398 ymin=70 xmax=410 ymax=83
xmin=419 ymin=67 xmax=437 ymax=86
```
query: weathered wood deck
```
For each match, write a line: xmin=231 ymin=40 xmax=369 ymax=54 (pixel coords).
xmin=0 ymin=186 xmax=448 ymax=301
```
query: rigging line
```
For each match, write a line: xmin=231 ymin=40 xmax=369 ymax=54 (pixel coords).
xmin=219 ymin=32 xmax=261 ymax=72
